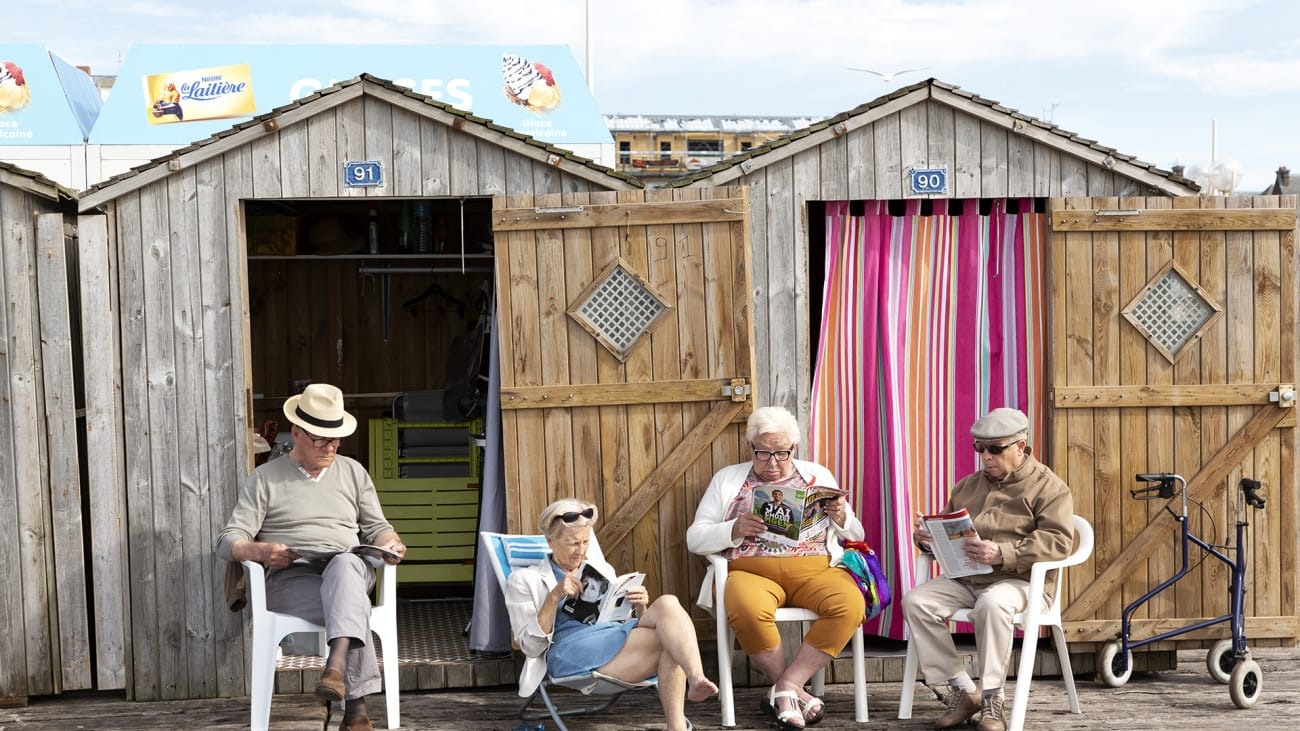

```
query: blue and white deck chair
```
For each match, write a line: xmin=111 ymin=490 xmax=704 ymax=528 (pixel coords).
xmin=480 ymin=530 xmax=656 ymax=731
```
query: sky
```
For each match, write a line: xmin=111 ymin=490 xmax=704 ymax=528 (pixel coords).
xmin=10 ymin=0 xmax=1300 ymax=193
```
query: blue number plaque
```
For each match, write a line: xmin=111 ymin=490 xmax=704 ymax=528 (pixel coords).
xmin=909 ymin=167 xmax=948 ymax=195
xmin=344 ymin=160 xmax=384 ymax=188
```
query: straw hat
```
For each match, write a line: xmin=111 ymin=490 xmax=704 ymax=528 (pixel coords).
xmin=282 ymin=383 xmax=357 ymax=438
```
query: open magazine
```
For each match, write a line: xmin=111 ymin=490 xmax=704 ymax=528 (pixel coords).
xmin=292 ymin=544 xmax=402 ymax=564
xmin=752 ymin=483 xmax=848 ymax=547
xmin=920 ymin=508 xmax=993 ymax=578
xmin=560 ymin=563 xmax=645 ymax=625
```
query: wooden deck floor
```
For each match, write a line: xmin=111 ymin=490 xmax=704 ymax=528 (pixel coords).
xmin=4 ymin=647 xmax=1297 ymax=730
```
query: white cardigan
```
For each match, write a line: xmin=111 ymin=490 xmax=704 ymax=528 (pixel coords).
xmin=504 ymin=552 xmax=619 ymax=697
xmin=685 ymin=460 xmax=865 ymax=610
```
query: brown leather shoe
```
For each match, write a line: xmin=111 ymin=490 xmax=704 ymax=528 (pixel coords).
xmin=340 ymin=714 xmax=373 ymax=731
xmin=314 ymin=668 xmax=345 ymax=703
xmin=934 ymin=689 xmax=980 ymax=729
xmin=975 ymin=694 xmax=1006 ymax=731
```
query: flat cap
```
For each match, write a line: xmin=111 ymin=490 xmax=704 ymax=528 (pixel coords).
xmin=970 ymin=407 xmax=1029 ymax=440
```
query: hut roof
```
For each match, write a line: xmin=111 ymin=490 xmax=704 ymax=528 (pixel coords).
xmin=80 ymin=73 xmax=640 ymax=211
xmin=664 ymin=78 xmax=1200 ymax=196
xmin=0 ymin=160 xmax=78 ymax=202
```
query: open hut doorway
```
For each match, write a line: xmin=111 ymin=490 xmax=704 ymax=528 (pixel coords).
xmin=243 ymin=195 xmax=496 ymax=597
xmin=806 ymin=197 xmax=1050 ymax=639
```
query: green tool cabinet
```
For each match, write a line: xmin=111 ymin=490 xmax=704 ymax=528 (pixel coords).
xmin=368 ymin=416 xmax=483 ymax=584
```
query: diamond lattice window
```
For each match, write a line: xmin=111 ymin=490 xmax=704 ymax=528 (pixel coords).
xmin=1121 ymin=261 xmax=1223 ymax=364
xmin=568 ymin=258 xmax=672 ymax=362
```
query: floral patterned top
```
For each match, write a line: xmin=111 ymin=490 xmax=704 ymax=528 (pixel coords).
xmin=723 ymin=469 xmax=831 ymax=560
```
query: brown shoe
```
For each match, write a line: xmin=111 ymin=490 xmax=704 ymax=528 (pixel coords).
xmin=934 ymin=689 xmax=980 ymax=729
xmin=314 ymin=668 xmax=345 ymax=703
xmin=975 ymin=694 xmax=1006 ymax=731
xmin=340 ymin=714 xmax=373 ymax=731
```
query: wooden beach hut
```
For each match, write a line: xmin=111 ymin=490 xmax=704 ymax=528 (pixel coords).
xmin=0 ymin=162 xmax=85 ymax=705
xmin=70 ymin=74 xmax=641 ymax=701
xmin=666 ymin=78 xmax=1298 ymax=670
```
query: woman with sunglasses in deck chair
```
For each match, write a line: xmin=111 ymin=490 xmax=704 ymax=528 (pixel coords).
xmin=504 ymin=499 xmax=718 ymax=731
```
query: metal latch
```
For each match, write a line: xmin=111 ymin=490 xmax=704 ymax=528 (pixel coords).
xmin=724 ymin=379 xmax=751 ymax=402
xmin=1269 ymin=384 xmax=1296 ymax=407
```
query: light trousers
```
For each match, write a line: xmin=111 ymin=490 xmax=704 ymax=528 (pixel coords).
xmin=725 ymin=555 xmax=864 ymax=657
xmin=266 ymin=552 xmax=381 ymax=699
xmin=900 ymin=575 xmax=1032 ymax=690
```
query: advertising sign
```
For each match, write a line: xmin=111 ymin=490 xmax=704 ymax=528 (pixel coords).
xmin=0 ymin=44 xmax=101 ymax=145
xmin=90 ymin=44 xmax=612 ymax=145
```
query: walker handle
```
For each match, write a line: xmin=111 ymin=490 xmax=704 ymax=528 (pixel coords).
xmin=1132 ymin=473 xmax=1179 ymax=500
xmin=1240 ymin=478 xmax=1266 ymax=510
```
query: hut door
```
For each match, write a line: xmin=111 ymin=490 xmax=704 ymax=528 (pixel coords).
xmin=491 ymin=187 xmax=754 ymax=600
xmin=1048 ymin=196 xmax=1298 ymax=646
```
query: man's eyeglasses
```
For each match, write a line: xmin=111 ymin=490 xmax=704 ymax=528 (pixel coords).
xmin=300 ymin=430 xmax=341 ymax=448
xmin=557 ymin=507 xmax=595 ymax=523
xmin=751 ymin=446 xmax=793 ymax=462
xmin=973 ymin=441 xmax=1020 ymax=455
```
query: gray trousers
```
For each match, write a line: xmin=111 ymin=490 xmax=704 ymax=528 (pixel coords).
xmin=901 ymin=575 xmax=1032 ymax=690
xmin=266 ymin=552 xmax=381 ymax=699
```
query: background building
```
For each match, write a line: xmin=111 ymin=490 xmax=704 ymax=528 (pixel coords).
xmin=605 ymin=113 xmax=819 ymax=184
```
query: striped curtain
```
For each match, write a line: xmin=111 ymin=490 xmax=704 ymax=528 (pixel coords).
xmin=809 ymin=199 xmax=1047 ymax=639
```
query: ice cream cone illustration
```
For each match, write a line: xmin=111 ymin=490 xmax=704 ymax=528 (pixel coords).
xmin=0 ymin=61 xmax=32 ymax=114
xmin=502 ymin=53 xmax=561 ymax=113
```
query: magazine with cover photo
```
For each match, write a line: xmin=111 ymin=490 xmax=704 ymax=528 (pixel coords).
xmin=559 ymin=562 xmax=645 ymax=625
xmin=920 ymin=508 xmax=993 ymax=578
xmin=751 ymin=483 xmax=848 ymax=547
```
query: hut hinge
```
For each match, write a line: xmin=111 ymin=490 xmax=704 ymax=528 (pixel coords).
xmin=1269 ymin=384 xmax=1296 ymax=408
xmin=724 ymin=379 xmax=751 ymax=402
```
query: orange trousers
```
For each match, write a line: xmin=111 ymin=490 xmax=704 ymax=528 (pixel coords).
xmin=725 ymin=555 xmax=864 ymax=656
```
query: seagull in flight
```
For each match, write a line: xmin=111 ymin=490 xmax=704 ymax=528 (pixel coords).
xmin=845 ymin=66 xmax=932 ymax=82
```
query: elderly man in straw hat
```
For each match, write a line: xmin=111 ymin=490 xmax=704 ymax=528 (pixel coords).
xmin=217 ymin=383 xmax=406 ymax=731
xmin=902 ymin=408 xmax=1074 ymax=731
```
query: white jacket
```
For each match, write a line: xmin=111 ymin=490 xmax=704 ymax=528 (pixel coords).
xmin=685 ymin=460 xmax=865 ymax=610
xmin=503 ymin=551 xmax=619 ymax=697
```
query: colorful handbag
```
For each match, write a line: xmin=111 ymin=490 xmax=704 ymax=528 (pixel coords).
xmin=838 ymin=539 xmax=892 ymax=620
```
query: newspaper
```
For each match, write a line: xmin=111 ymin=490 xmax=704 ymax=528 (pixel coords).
xmin=752 ymin=483 xmax=848 ymax=547
xmin=292 ymin=544 xmax=402 ymax=564
xmin=920 ymin=508 xmax=993 ymax=578
xmin=560 ymin=563 xmax=645 ymax=625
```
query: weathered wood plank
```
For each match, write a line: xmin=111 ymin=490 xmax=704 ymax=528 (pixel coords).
xmin=1053 ymin=384 xmax=1286 ymax=407
xmin=1115 ymin=195 xmax=1149 ymax=620
xmin=845 ymin=126 xmax=875 ymax=200
xmin=764 ymin=158 xmax=797 ymax=413
xmin=199 ymin=152 xmax=248 ymax=697
xmin=501 ymin=378 xmax=748 ymax=408
xmin=493 ymin=198 xmax=746 ymax=232
xmin=1053 ymin=207 xmax=1296 ymax=232
xmin=390 ymin=105 xmax=423 ymax=197
xmin=872 ymin=112 xmax=903 ymax=200
xmin=306 ymin=111 xmax=339 ymax=197
xmin=898 ymin=103 xmax=927 ymax=196
xmin=249 ymin=134 xmax=282 ymax=198
xmin=951 ymin=112 xmax=980 ymax=198
xmin=979 ymin=121 xmax=1009 ymax=197
xmin=448 ymin=129 xmax=479 ymax=196
xmin=419 ymin=117 xmax=451 ymax=196
xmin=77 ymin=213 xmax=129 ymax=691
xmin=362 ymin=95 xmax=394 ymax=199
xmin=336 ymin=97 xmax=365 ymax=198
xmin=35 ymin=213 xmax=91 ymax=691
xmin=277 ymin=120 xmax=310 ymax=197
xmin=140 ymin=182 xmax=186 ymax=699
xmin=533 ymin=192 xmax=576 ymax=512
xmin=1091 ymin=200 xmax=1120 ymax=619
xmin=560 ymin=191 xmax=602 ymax=513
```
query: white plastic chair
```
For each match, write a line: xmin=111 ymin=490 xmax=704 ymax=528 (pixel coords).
xmin=242 ymin=558 xmax=400 ymax=731
xmin=480 ymin=531 xmax=656 ymax=731
xmin=706 ymin=553 xmax=869 ymax=727
xmin=897 ymin=514 xmax=1094 ymax=731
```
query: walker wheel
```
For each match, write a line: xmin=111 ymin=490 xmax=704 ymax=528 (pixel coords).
xmin=1207 ymin=638 xmax=1236 ymax=684
xmin=1098 ymin=640 xmax=1132 ymax=688
xmin=1229 ymin=658 xmax=1262 ymax=708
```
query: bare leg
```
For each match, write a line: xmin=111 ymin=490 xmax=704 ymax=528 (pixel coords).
xmin=657 ymin=654 xmax=689 ymax=731
xmin=636 ymin=596 xmax=718 ymax=701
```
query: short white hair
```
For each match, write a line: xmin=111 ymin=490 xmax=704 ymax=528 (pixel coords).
xmin=746 ymin=406 xmax=801 ymax=445
xmin=538 ymin=498 xmax=597 ymax=539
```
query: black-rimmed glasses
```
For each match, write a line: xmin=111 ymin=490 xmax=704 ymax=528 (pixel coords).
xmin=973 ymin=441 xmax=1020 ymax=455
xmin=558 ymin=507 xmax=595 ymax=523
xmin=751 ymin=446 xmax=793 ymax=462
xmin=299 ymin=429 xmax=341 ymax=448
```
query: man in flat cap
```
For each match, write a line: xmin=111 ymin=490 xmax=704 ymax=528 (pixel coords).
xmin=902 ymin=408 xmax=1074 ymax=731
xmin=216 ymin=383 xmax=406 ymax=731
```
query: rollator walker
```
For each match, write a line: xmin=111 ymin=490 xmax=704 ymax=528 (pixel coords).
xmin=1097 ymin=472 xmax=1267 ymax=708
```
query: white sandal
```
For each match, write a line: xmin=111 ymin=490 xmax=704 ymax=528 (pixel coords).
xmin=763 ymin=686 xmax=805 ymax=731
